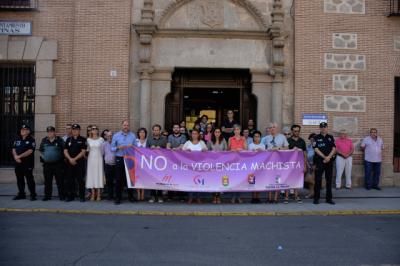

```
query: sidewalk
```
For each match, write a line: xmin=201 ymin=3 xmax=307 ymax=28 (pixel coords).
xmin=1 ymin=184 xmax=399 ymax=216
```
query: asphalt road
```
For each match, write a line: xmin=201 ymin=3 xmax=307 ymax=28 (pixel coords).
xmin=0 ymin=213 xmax=399 ymax=266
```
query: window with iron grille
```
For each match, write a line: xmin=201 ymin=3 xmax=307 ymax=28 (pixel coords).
xmin=0 ymin=63 xmax=35 ymax=167
xmin=387 ymin=0 xmax=400 ymax=16
xmin=0 ymin=0 xmax=38 ymax=10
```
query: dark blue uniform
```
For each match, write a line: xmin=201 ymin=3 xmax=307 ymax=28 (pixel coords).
xmin=13 ymin=135 xmax=36 ymax=199
xmin=39 ymin=136 xmax=65 ymax=200
xmin=64 ymin=136 xmax=87 ymax=201
xmin=313 ymin=133 xmax=336 ymax=203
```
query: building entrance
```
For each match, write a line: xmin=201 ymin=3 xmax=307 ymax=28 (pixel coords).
xmin=165 ymin=68 xmax=256 ymax=131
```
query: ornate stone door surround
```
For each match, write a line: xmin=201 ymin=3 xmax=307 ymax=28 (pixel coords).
xmin=132 ymin=0 xmax=287 ymax=132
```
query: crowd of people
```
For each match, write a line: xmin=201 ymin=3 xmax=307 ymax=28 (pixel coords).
xmin=11 ymin=110 xmax=384 ymax=205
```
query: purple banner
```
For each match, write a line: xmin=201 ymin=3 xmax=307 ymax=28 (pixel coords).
xmin=124 ymin=147 xmax=304 ymax=192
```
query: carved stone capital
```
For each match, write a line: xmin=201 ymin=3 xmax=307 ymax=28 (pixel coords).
xmin=272 ymin=37 xmax=285 ymax=48
xmin=134 ymin=23 xmax=157 ymax=36
xmin=137 ymin=65 xmax=154 ymax=80
xmin=139 ymin=34 xmax=153 ymax=45
xmin=268 ymin=67 xmax=285 ymax=80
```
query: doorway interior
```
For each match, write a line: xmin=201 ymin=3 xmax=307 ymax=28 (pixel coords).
xmin=165 ymin=68 xmax=256 ymax=131
xmin=183 ymin=87 xmax=240 ymax=129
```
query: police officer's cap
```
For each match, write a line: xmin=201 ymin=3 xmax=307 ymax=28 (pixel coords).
xmin=46 ymin=126 xmax=56 ymax=132
xmin=319 ymin=122 xmax=328 ymax=128
xmin=71 ymin=124 xmax=81 ymax=130
xmin=20 ymin=124 xmax=31 ymax=131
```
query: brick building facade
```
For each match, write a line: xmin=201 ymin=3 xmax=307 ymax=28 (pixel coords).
xmin=0 ymin=0 xmax=399 ymax=186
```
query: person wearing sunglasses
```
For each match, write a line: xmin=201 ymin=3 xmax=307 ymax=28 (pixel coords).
xmin=287 ymin=124 xmax=307 ymax=204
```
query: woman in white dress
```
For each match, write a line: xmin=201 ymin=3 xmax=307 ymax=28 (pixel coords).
xmin=86 ymin=126 xmax=104 ymax=201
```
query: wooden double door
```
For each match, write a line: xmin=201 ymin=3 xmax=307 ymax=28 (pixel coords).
xmin=165 ymin=68 xmax=257 ymax=131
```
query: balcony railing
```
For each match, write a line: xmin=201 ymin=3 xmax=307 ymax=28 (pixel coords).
xmin=0 ymin=0 xmax=38 ymax=10
xmin=387 ymin=0 xmax=400 ymax=16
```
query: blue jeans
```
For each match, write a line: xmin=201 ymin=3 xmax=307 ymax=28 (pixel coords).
xmin=364 ymin=161 xmax=381 ymax=189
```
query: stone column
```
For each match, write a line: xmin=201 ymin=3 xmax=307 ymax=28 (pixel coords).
xmin=139 ymin=68 xmax=153 ymax=129
xmin=268 ymin=0 xmax=285 ymax=126
xmin=150 ymin=68 xmax=173 ymax=127
xmin=133 ymin=0 xmax=156 ymax=129
xmin=271 ymin=75 xmax=283 ymax=125
xmin=251 ymin=70 xmax=273 ymax=133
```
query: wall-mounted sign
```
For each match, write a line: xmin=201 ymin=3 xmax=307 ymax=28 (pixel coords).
xmin=302 ymin=113 xmax=328 ymax=126
xmin=0 ymin=21 xmax=32 ymax=35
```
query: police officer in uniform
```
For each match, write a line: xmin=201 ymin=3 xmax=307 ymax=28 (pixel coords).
xmin=12 ymin=124 xmax=36 ymax=201
xmin=39 ymin=126 xmax=65 ymax=201
xmin=313 ymin=122 xmax=336 ymax=205
xmin=64 ymin=124 xmax=87 ymax=202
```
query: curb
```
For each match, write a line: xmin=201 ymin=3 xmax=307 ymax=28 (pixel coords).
xmin=1 ymin=208 xmax=400 ymax=216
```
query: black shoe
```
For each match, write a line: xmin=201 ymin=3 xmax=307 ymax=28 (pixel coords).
xmin=59 ymin=196 xmax=65 ymax=201
xmin=251 ymin=198 xmax=256 ymax=204
xmin=114 ymin=199 xmax=121 ymax=205
xmin=42 ymin=197 xmax=51 ymax=201
xmin=128 ymin=197 xmax=136 ymax=203
xmin=13 ymin=195 xmax=26 ymax=200
xmin=313 ymin=199 xmax=319 ymax=204
xmin=65 ymin=197 xmax=73 ymax=202
xmin=366 ymin=187 xmax=371 ymax=190
xmin=372 ymin=186 xmax=381 ymax=190
xmin=30 ymin=196 xmax=37 ymax=201
xmin=79 ymin=198 xmax=85 ymax=202
xmin=326 ymin=200 xmax=335 ymax=205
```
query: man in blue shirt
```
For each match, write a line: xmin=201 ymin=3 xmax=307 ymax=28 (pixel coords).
xmin=111 ymin=120 xmax=137 ymax=204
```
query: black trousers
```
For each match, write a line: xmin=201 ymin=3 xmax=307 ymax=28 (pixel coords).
xmin=66 ymin=161 xmax=85 ymax=200
xmin=104 ymin=163 xmax=115 ymax=199
xmin=151 ymin=190 xmax=162 ymax=199
xmin=115 ymin=157 xmax=134 ymax=201
xmin=15 ymin=163 xmax=36 ymax=197
xmin=314 ymin=160 xmax=333 ymax=201
xmin=43 ymin=162 xmax=64 ymax=198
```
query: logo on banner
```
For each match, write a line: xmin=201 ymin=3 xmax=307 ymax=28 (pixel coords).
xmin=222 ymin=175 xmax=229 ymax=186
xmin=247 ymin=173 xmax=256 ymax=185
xmin=162 ymin=175 xmax=173 ymax=183
xmin=275 ymin=175 xmax=281 ymax=184
xmin=156 ymin=175 xmax=176 ymax=187
xmin=193 ymin=175 xmax=205 ymax=185
xmin=124 ymin=154 xmax=137 ymax=186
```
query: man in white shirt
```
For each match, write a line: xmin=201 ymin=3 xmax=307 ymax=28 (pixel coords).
xmin=361 ymin=128 xmax=384 ymax=190
xmin=264 ymin=122 xmax=289 ymax=150
xmin=264 ymin=123 xmax=288 ymax=204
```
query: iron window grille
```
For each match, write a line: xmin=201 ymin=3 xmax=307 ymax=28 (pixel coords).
xmin=387 ymin=0 xmax=400 ymax=16
xmin=0 ymin=0 xmax=38 ymax=10
xmin=0 ymin=63 xmax=35 ymax=167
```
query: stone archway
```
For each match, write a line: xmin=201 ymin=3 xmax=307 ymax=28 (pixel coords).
xmin=157 ymin=0 xmax=269 ymax=30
